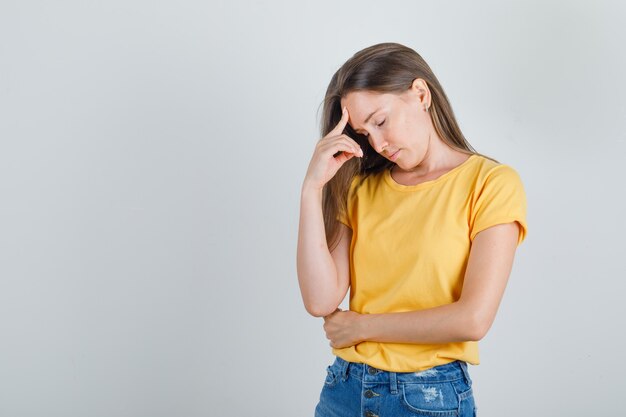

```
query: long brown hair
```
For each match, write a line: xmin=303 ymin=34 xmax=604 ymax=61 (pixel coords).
xmin=320 ymin=42 xmax=497 ymax=250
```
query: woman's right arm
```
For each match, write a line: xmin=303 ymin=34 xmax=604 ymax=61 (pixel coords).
xmin=296 ymin=106 xmax=362 ymax=317
xmin=297 ymin=186 xmax=352 ymax=317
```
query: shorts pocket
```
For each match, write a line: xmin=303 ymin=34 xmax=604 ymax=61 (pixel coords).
xmin=451 ymin=378 xmax=474 ymax=401
xmin=401 ymin=382 xmax=460 ymax=416
xmin=323 ymin=362 xmax=339 ymax=387
xmin=451 ymin=378 xmax=475 ymax=416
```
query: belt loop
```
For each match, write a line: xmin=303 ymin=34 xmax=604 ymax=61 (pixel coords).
xmin=339 ymin=358 xmax=350 ymax=382
xmin=389 ymin=371 xmax=398 ymax=394
xmin=458 ymin=361 xmax=472 ymax=387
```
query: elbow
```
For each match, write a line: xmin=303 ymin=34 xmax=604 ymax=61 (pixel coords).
xmin=468 ymin=323 xmax=487 ymax=342
xmin=305 ymin=302 xmax=338 ymax=318
xmin=301 ymin=289 xmax=343 ymax=318
xmin=463 ymin=308 xmax=493 ymax=342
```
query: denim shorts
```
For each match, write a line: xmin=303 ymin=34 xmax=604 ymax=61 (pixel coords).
xmin=314 ymin=356 xmax=477 ymax=417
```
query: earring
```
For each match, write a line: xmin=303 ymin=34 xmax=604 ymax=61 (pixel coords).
xmin=424 ymin=105 xmax=429 ymax=112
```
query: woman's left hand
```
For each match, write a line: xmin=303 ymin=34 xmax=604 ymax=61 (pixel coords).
xmin=323 ymin=308 xmax=366 ymax=348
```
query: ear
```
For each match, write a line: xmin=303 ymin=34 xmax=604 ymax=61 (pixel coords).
xmin=410 ymin=78 xmax=431 ymax=107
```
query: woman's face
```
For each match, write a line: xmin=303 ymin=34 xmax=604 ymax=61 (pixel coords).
xmin=340 ymin=79 xmax=433 ymax=171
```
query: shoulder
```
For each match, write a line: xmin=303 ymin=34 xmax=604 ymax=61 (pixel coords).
xmin=470 ymin=155 xmax=524 ymax=188
xmin=468 ymin=156 xmax=528 ymax=244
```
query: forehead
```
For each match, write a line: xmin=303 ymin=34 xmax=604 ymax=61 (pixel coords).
xmin=340 ymin=90 xmax=385 ymax=111
xmin=340 ymin=91 xmax=393 ymax=128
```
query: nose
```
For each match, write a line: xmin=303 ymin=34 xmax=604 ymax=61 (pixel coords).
xmin=368 ymin=133 xmax=388 ymax=154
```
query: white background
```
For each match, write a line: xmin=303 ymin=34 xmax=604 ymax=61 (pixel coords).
xmin=1 ymin=1 xmax=625 ymax=416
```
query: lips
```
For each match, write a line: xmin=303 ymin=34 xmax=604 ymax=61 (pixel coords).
xmin=388 ymin=150 xmax=400 ymax=161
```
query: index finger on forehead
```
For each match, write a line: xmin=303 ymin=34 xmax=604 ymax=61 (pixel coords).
xmin=343 ymin=106 xmax=356 ymax=132
xmin=330 ymin=106 xmax=349 ymax=135
xmin=340 ymin=101 xmax=351 ymax=125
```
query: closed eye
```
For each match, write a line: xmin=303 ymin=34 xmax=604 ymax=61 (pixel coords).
xmin=358 ymin=119 xmax=385 ymax=136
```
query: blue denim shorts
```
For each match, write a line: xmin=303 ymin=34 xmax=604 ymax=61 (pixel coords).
xmin=315 ymin=356 xmax=477 ymax=417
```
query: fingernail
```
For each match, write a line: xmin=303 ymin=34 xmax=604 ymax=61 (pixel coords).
xmin=342 ymin=106 xmax=347 ymax=114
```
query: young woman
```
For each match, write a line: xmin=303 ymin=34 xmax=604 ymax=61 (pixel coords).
xmin=297 ymin=42 xmax=527 ymax=417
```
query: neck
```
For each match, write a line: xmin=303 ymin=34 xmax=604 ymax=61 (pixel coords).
xmin=393 ymin=145 xmax=471 ymax=178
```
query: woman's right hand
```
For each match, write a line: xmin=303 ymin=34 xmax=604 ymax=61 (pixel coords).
xmin=302 ymin=107 xmax=363 ymax=191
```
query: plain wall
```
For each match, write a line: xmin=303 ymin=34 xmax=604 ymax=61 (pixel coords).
xmin=1 ymin=0 xmax=624 ymax=416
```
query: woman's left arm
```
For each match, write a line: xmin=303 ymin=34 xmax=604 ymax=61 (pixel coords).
xmin=323 ymin=221 xmax=521 ymax=348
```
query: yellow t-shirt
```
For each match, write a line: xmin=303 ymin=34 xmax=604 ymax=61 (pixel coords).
xmin=334 ymin=154 xmax=528 ymax=372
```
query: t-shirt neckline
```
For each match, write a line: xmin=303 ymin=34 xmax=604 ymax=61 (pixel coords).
xmin=383 ymin=154 xmax=478 ymax=191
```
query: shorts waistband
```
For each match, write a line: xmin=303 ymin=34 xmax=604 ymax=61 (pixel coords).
xmin=334 ymin=356 xmax=472 ymax=387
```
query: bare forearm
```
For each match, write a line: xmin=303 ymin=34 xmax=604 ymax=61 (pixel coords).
xmin=359 ymin=302 xmax=482 ymax=344
xmin=296 ymin=185 xmax=340 ymax=317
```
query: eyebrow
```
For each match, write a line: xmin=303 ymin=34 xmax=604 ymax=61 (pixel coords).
xmin=353 ymin=108 xmax=381 ymax=133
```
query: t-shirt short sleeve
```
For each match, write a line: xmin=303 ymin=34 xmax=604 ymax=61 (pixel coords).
xmin=469 ymin=165 xmax=528 ymax=245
